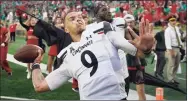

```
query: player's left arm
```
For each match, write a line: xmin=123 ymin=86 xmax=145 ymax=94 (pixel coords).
xmin=103 ymin=21 xmax=143 ymax=57
xmin=107 ymin=30 xmax=141 ymax=57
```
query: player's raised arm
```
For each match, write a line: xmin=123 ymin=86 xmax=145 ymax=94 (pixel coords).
xmin=31 ymin=49 xmax=71 ymax=93
xmin=31 ymin=49 xmax=48 ymax=92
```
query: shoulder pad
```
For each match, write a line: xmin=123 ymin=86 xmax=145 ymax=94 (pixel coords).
xmin=103 ymin=21 xmax=114 ymax=34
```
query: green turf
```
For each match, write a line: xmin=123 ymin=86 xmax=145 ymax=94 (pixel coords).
xmin=0 ymin=62 xmax=80 ymax=100
xmin=5 ymin=36 xmax=187 ymax=100
xmin=1 ymin=61 xmax=186 ymax=100
xmin=144 ymin=55 xmax=187 ymax=100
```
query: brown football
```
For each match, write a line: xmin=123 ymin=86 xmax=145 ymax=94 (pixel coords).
xmin=14 ymin=44 xmax=43 ymax=63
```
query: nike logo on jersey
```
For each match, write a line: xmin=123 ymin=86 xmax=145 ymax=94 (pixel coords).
xmin=70 ymin=40 xmax=93 ymax=56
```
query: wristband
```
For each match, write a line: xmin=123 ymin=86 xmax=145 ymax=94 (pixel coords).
xmin=31 ymin=63 xmax=40 ymax=71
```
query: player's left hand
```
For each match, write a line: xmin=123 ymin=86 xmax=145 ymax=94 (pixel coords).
xmin=129 ymin=18 xmax=155 ymax=53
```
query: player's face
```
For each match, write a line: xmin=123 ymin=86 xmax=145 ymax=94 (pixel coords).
xmin=30 ymin=18 xmax=37 ymax=26
xmin=97 ymin=6 xmax=112 ymax=22
xmin=64 ymin=12 xmax=86 ymax=35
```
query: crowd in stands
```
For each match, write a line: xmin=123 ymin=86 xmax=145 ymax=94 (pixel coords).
xmin=0 ymin=0 xmax=187 ymax=27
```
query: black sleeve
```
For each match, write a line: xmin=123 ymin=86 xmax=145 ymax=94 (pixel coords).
xmin=103 ymin=21 xmax=114 ymax=34
xmin=33 ymin=20 xmax=69 ymax=46
xmin=18 ymin=17 xmax=30 ymax=31
xmin=34 ymin=20 xmax=73 ymax=70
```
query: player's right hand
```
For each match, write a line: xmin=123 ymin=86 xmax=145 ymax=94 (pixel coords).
xmin=34 ymin=49 xmax=43 ymax=64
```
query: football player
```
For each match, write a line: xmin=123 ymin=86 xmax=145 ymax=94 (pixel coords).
xmin=31 ymin=11 xmax=154 ymax=100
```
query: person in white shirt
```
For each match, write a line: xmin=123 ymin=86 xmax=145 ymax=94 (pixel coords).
xmin=31 ymin=11 xmax=155 ymax=100
xmin=164 ymin=15 xmax=183 ymax=85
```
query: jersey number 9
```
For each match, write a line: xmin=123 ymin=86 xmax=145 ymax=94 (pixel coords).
xmin=81 ymin=50 xmax=98 ymax=77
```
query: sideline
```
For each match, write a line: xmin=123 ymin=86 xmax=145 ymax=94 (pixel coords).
xmin=0 ymin=96 xmax=36 ymax=100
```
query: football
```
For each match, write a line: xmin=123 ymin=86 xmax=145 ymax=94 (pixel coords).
xmin=14 ymin=44 xmax=43 ymax=63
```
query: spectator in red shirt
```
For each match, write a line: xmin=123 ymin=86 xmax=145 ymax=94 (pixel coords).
xmin=143 ymin=9 xmax=153 ymax=23
xmin=123 ymin=3 xmax=130 ymax=11
xmin=171 ymin=2 xmax=178 ymax=14
xmin=9 ymin=22 xmax=17 ymax=42
xmin=0 ymin=21 xmax=12 ymax=76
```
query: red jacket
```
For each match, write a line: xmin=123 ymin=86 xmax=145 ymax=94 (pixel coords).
xmin=171 ymin=4 xmax=178 ymax=14
xmin=9 ymin=24 xmax=17 ymax=33
xmin=144 ymin=13 xmax=153 ymax=23
xmin=0 ymin=27 xmax=8 ymax=44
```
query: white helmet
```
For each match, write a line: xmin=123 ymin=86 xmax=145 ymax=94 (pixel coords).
xmin=124 ymin=14 xmax=135 ymax=22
